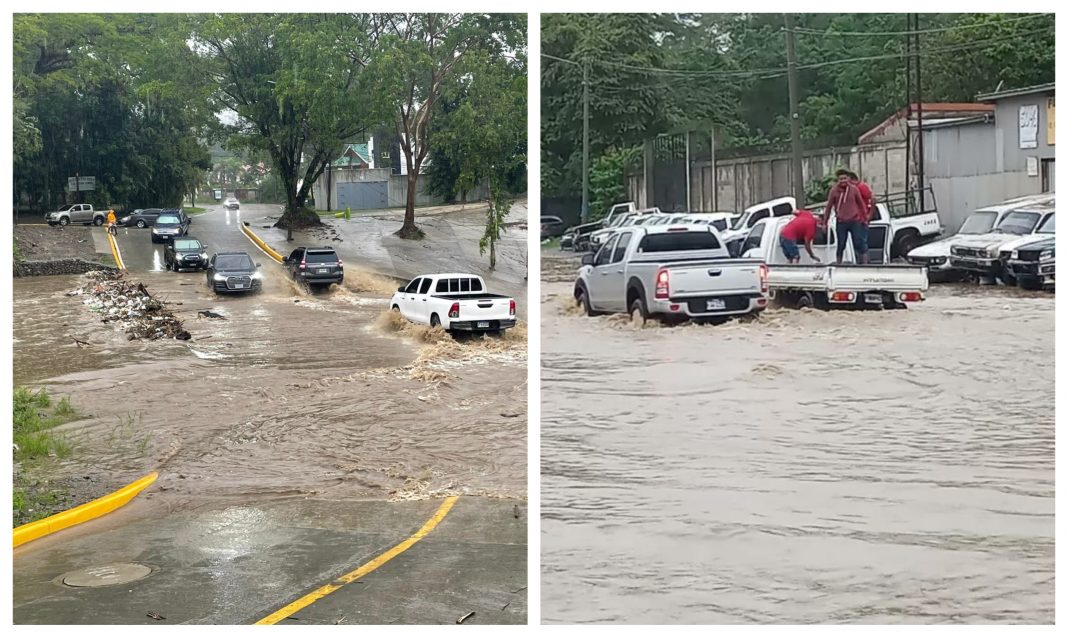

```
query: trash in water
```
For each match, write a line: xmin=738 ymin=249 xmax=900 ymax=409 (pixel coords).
xmin=71 ymin=271 xmax=192 ymax=341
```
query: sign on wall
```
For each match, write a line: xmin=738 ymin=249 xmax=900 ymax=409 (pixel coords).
xmin=1027 ymin=156 xmax=1039 ymax=177
xmin=1047 ymin=98 xmax=1055 ymax=146
xmin=1019 ymin=104 xmax=1039 ymax=149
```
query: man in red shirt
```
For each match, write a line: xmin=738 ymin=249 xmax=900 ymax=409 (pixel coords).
xmin=849 ymin=170 xmax=876 ymax=222
xmin=823 ymin=169 xmax=869 ymax=264
xmin=779 ymin=209 xmax=821 ymax=264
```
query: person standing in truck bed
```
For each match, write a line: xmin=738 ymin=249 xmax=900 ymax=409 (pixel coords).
xmin=823 ymin=169 xmax=869 ymax=265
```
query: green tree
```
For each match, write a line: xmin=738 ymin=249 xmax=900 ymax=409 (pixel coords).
xmin=190 ymin=14 xmax=373 ymax=239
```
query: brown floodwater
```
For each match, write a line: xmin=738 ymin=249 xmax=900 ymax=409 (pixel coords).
xmin=541 ymin=250 xmax=1054 ymax=624
xmin=13 ymin=270 xmax=527 ymax=503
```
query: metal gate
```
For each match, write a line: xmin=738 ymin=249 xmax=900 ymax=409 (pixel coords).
xmin=337 ymin=181 xmax=388 ymax=210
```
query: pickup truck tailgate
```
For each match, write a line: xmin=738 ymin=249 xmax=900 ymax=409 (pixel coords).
xmin=457 ymin=297 xmax=512 ymax=320
xmin=827 ymin=265 xmax=929 ymax=292
xmin=664 ymin=259 xmax=764 ymax=296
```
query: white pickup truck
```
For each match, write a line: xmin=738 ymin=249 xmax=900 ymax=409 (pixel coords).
xmin=737 ymin=214 xmax=928 ymax=310
xmin=949 ymin=199 xmax=1056 ymax=284
xmin=45 ymin=203 xmax=107 ymax=227
xmin=389 ymin=273 xmax=517 ymax=335
xmin=574 ymin=224 xmax=768 ymax=325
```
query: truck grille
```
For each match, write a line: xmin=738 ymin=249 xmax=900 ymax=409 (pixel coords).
xmin=226 ymin=276 xmax=252 ymax=289
xmin=1017 ymin=249 xmax=1044 ymax=262
xmin=1012 ymin=263 xmax=1039 ymax=275
xmin=952 ymin=246 xmax=984 ymax=258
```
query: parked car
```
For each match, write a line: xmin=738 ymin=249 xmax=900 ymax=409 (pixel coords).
xmin=163 ymin=237 xmax=209 ymax=272
xmin=1006 ymin=236 xmax=1055 ymax=291
xmin=737 ymin=214 xmax=928 ymax=310
xmin=151 ymin=211 xmax=190 ymax=243
xmin=673 ymin=212 xmax=739 ymax=233
xmin=120 ymin=208 xmax=164 ymax=228
xmin=950 ymin=199 xmax=1055 ymax=283
xmin=45 ymin=204 xmax=106 ymax=227
xmin=206 ymin=252 xmax=262 ymax=294
xmin=541 ymin=216 xmax=566 ymax=240
xmin=560 ymin=202 xmax=637 ymax=252
xmin=575 ymin=224 xmax=768 ymax=325
xmin=282 ymin=246 xmax=344 ymax=289
xmin=389 ymin=273 xmax=517 ymax=335
xmin=588 ymin=208 xmax=663 ymax=252
xmin=905 ymin=194 xmax=1052 ymax=280
xmin=223 ymin=197 xmax=240 ymax=210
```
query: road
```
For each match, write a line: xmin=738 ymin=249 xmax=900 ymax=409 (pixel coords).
xmin=13 ymin=202 xmax=527 ymax=625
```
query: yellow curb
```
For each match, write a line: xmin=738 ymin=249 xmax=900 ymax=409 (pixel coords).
xmin=106 ymin=231 xmax=126 ymax=270
xmin=255 ymin=495 xmax=459 ymax=625
xmin=240 ymin=223 xmax=284 ymax=264
xmin=14 ymin=471 xmax=158 ymax=548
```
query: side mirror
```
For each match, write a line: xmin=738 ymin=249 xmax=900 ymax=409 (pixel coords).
xmin=581 ymin=253 xmax=595 ymax=266
xmin=398 ymin=286 xmax=406 ymax=292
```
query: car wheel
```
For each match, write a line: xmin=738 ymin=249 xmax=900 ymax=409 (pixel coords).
xmin=797 ymin=292 xmax=814 ymax=310
xmin=59 ymin=216 xmax=70 ymax=226
xmin=136 ymin=220 xmax=146 ymax=228
xmin=391 ymin=305 xmax=400 ymax=312
xmin=576 ymin=286 xmax=596 ymax=317
xmin=430 ymin=314 xmax=441 ymax=328
xmin=894 ymin=232 xmax=920 ymax=259
xmin=93 ymin=216 xmax=103 ymax=226
xmin=628 ymin=297 xmax=649 ymax=327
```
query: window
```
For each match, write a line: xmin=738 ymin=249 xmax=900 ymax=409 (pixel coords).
xmin=288 ymin=249 xmax=303 ymax=262
xmin=772 ymin=203 xmax=795 ymax=217
xmin=959 ymin=211 xmax=999 ymax=235
xmin=612 ymin=232 xmax=631 ymax=263
xmin=814 ymin=224 xmax=835 ymax=246
xmin=596 ymin=235 xmax=619 ymax=265
xmin=173 ymin=240 xmax=201 ymax=251
xmin=405 ymin=278 xmax=422 ymax=293
xmin=741 ymin=222 xmax=765 ymax=254
xmin=470 ymin=278 xmax=484 ymax=292
xmin=419 ymin=278 xmax=433 ymax=294
xmin=435 ymin=278 xmax=448 ymax=292
xmin=711 ymin=219 xmax=728 ymax=232
xmin=1037 ymin=213 xmax=1055 ymax=233
xmin=305 ymin=251 xmax=337 ymax=264
xmin=215 ymin=254 xmax=253 ymax=270
xmin=157 ymin=215 xmax=180 ymax=225
xmin=638 ymin=231 xmax=721 ymax=252
xmin=460 ymin=278 xmax=470 ymax=292
xmin=749 ymin=210 xmax=769 ymax=226
xmin=996 ymin=211 xmax=1042 ymax=235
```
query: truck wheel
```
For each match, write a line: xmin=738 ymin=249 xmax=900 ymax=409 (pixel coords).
xmin=797 ymin=292 xmax=814 ymax=310
xmin=430 ymin=313 xmax=441 ymax=328
xmin=93 ymin=216 xmax=104 ymax=226
xmin=391 ymin=304 xmax=400 ymax=312
xmin=894 ymin=232 xmax=920 ymax=259
xmin=576 ymin=287 xmax=595 ymax=317
xmin=628 ymin=297 xmax=649 ymax=327
xmin=59 ymin=216 xmax=70 ymax=226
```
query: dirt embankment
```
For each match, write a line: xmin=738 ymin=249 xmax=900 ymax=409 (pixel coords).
xmin=14 ymin=225 xmax=113 ymax=277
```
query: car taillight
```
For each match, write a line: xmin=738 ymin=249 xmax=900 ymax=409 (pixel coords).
xmin=899 ymin=291 xmax=923 ymax=302
xmin=448 ymin=302 xmax=460 ymax=319
xmin=509 ymin=299 xmax=516 ymax=316
xmin=830 ymin=291 xmax=856 ymax=303
xmin=758 ymin=263 xmax=768 ymax=294
xmin=337 ymin=258 xmax=343 ymax=268
xmin=299 ymin=260 xmax=306 ymax=269
xmin=654 ymin=268 xmax=670 ymax=299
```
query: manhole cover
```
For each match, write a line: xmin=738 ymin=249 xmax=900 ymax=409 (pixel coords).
xmin=61 ymin=563 xmax=152 ymax=588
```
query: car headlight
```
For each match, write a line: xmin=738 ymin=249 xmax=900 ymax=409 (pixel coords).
xmin=1011 ymin=250 xmax=1019 ymax=259
xmin=213 ymin=274 xmax=226 ymax=281
xmin=1040 ymin=250 xmax=1053 ymax=260
xmin=200 ymin=253 xmax=208 ymax=260
xmin=120 ymin=216 xmax=130 ymax=224
xmin=251 ymin=272 xmax=263 ymax=280
xmin=987 ymin=247 xmax=1000 ymax=258
xmin=152 ymin=227 xmax=161 ymax=234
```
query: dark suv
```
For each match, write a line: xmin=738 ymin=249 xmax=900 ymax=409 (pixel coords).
xmin=282 ymin=247 xmax=344 ymax=289
xmin=207 ymin=252 xmax=262 ymax=294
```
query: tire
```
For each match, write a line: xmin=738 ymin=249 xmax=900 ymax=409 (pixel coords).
xmin=59 ymin=216 xmax=70 ymax=226
xmin=391 ymin=305 xmax=400 ymax=311
xmin=894 ymin=232 xmax=920 ymax=260
xmin=797 ymin=292 xmax=814 ymax=310
xmin=628 ymin=296 xmax=649 ymax=327
xmin=136 ymin=219 xmax=147 ymax=228
xmin=576 ymin=286 xmax=596 ymax=317
xmin=93 ymin=216 xmax=104 ymax=226
xmin=1018 ymin=276 xmax=1044 ymax=291
xmin=430 ymin=313 xmax=441 ymax=328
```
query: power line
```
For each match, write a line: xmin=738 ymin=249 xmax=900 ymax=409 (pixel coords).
xmin=793 ymin=13 xmax=1051 ymax=37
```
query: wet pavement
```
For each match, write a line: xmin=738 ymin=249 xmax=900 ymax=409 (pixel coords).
xmin=12 ymin=202 xmax=528 ymax=624
xmin=541 ymin=248 xmax=1054 ymax=624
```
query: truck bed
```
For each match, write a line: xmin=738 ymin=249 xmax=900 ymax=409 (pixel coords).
xmin=768 ymin=264 xmax=928 ymax=292
xmin=432 ymin=293 xmax=511 ymax=300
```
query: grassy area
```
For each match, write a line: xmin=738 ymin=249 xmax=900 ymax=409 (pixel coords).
xmin=14 ymin=238 xmax=23 ymax=262
xmin=13 ymin=387 xmax=79 ymax=526
xmin=542 ymin=237 xmax=561 ymax=251
xmin=184 ymin=206 xmax=208 ymax=214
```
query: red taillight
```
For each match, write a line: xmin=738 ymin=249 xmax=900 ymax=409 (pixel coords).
xmin=830 ymin=291 xmax=856 ymax=303
xmin=899 ymin=291 xmax=923 ymax=302
xmin=337 ymin=258 xmax=343 ymax=268
xmin=509 ymin=299 xmax=516 ymax=316
xmin=758 ymin=263 xmax=768 ymax=294
xmin=299 ymin=260 xmax=306 ymax=269
xmin=448 ymin=302 xmax=460 ymax=319
xmin=655 ymin=268 xmax=670 ymax=299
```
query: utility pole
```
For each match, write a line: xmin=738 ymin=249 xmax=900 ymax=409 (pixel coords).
xmin=905 ymin=13 xmax=912 ymax=210
xmin=914 ymin=13 xmax=926 ymax=212
xmin=784 ymin=14 xmax=805 ymax=204
xmin=581 ymin=58 xmax=591 ymax=223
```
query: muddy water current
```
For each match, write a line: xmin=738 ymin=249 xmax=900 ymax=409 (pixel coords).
xmin=541 ymin=251 xmax=1053 ymax=623
xmin=13 ymin=271 xmax=527 ymax=503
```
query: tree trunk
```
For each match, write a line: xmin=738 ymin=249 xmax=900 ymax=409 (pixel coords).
xmin=489 ymin=236 xmax=496 ymax=270
xmin=396 ymin=171 xmax=422 ymax=239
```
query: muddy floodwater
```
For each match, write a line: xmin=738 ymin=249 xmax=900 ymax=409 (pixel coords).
xmin=540 ymin=251 xmax=1053 ymax=624
xmin=14 ymin=270 xmax=527 ymax=503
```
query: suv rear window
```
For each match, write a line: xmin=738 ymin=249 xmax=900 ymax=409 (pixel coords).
xmin=638 ymin=231 xmax=721 ymax=252
xmin=434 ymin=277 xmax=485 ymax=293
xmin=305 ymin=251 xmax=338 ymax=264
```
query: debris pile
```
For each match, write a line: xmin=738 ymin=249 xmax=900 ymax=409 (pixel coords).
xmin=69 ymin=271 xmax=191 ymax=341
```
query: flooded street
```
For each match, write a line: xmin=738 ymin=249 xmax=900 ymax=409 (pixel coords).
xmin=540 ymin=250 xmax=1054 ymax=624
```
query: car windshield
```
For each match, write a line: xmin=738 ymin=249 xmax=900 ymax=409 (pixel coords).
xmin=958 ymin=211 xmax=998 ymax=234
xmin=638 ymin=231 xmax=721 ymax=252
xmin=173 ymin=240 xmax=201 ymax=251
xmin=995 ymin=211 xmax=1041 ymax=235
xmin=731 ymin=214 xmax=748 ymax=230
xmin=215 ymin=255 xmax=253 ymax=270
xmin=157 ymin=215 xmax=180 ymax=225
xmin=1037 ymin=214 xmax=1055 ymax=233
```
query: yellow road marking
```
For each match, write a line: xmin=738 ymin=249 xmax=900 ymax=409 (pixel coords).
xmin=14 ymin=472 xmax=157 ymax=548
xmin=106 ymin=231 xmax=126 ymax=270
xmin=240 ymin=223 xmax=284 ymax=264
xmin=254 ymin=496 xmax=459 ymax=625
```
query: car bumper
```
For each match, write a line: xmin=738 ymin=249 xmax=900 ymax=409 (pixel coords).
xmin=152 ymin=232 xmax=183 ymax=242
xmin=448 ymin=319 xmax=517 ymax=331
xmin=907 ymin=257 xmax=952 ymax=272
xmin=296 ymin=272 xmax=344 ymax=284
xmin=174 ymin=258 xmax=206 ymax=270
xmin=949 ymin=256 xmax=999 ymax=274
xmin=211 ymin=279 xmax=261 ymax=293
xmin=658 ymin=294 xmax=767 ymax=318
xmin=1007 ymin=259 xmax=1055 ymax=278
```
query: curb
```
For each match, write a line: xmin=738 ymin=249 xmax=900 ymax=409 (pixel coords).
xmin=14 ymin=471 xmax=158 ymax=548
xmin=106 ymin=231 xmax=126 ymax=270
xmin=240 ymin=222 xmax=284 ymax=264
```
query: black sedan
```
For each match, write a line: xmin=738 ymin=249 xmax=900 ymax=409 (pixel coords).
xmin=120 ymin=208 xmax=163 ymax=228
xmin=206 ymin=252 xmax=263 ymax=294
xmin=164 ymin=237 xmax=209 ymax=272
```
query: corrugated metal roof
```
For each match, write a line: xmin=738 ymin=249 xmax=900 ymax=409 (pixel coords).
xmin=977 ymin=82 xmax=1055 ymax=102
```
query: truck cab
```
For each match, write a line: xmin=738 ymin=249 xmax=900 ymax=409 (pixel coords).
xmin=722 ymin=196 xmax=797 ymax=253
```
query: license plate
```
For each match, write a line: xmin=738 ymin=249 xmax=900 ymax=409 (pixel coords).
xmin=864 ymin=293 xmax=882 ymax=304
xmin=476 ymin=321 xmax=490 ymax=328
xmin=234 ymin=284 xmax=245 ymax=289
xmin=705 ymin=299 xmax=726 ymax=311
xmin=318 ymin=268 xmax=328 ymax=274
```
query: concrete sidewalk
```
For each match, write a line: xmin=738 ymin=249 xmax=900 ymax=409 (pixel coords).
xmin=14 ymin=496 xmax=526 ymax=625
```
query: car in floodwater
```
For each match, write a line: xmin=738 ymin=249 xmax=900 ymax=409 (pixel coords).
xmin=1006 ymin=236 xmax=1055 ymax=291
xmin=223 ymin=197 xmax=240 ymax=210
xmin=949 ymin=202 xmax=1055 ymax=284
xmin=164 ymin=237 xmax=209 ymax=272
xmin=281 ymin=246 xmax=344 ymax=289
xmin=206 ymin=252 xmax=262 ymax=294
xmin=390 ymin=273 xmax=517 ymax=335
xmin=151 ymin=211 xmax=191 ymax=243
xmin=120 ymin=208 xmax=163 ymax=228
